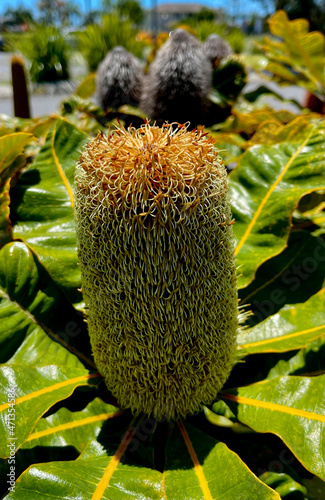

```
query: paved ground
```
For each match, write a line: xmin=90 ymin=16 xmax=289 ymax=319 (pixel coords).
xmin=0 ymin=51 xmax=88 ymax=118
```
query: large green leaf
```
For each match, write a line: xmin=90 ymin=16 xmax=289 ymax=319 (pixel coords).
xmin=230 ymin=122 xmax=325 ymax=288
xmin=238 ymin=230 xmax=325 ymax=322
xmin=22 ymin=398 xmax=122 ymax=453
xmin=6 ymin=422 xmax=279 ymax=500
xmin=6 ymin=424 xmax=163 ymax=500
xmin=0 ymin=133 xmax=34 ymax=246
xmin=0 ymin=241 xmax=93 ymax=365
xmin=0 ymin=133 xmax=34 ymax=175
xmin=10 ymin=118 xmax=89 ymax=303
xmin=221 ymin=375 xmax=325 ymax=479
xmin=259 ymin=472 xmax=307 ymax=499
xmin=266 ymin=10 xmax=325 ymax=92
xmin=238 ymin=287 xmax=325 ymax=354
xmin=0 ymin=364 xmax=100 ymax=458
xmin=266 ymin=335 xmax=325 ymax=379
xmin=164 ymin=422 xmax=279 ymax=500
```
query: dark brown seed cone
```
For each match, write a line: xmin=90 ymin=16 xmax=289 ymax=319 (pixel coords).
xmin=140 ymin=29 xmax=212 ymax=126
xmin=203 ymin=34 xmax=233 ymax=68
xmin=96 ymin=46 xmax=144 ymax=110
xmin=11 ymin=55 xmax=31 ymax=119
xmin=74 ymin=123 xmax=238 ymax=420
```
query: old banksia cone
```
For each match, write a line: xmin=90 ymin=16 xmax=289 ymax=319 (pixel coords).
xmin=96 ymin=46 xmax=144 ymax=111
xmin=74 ymin=123 xmax=238 ymax=420
xmin=140 ymin=29 xmax=212 ymax=126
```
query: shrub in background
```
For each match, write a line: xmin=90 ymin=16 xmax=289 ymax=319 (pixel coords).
xmin=11 ymin=55 xmax=31 ymax=118
xmin=7 ymin=26 xmax=70 ymax=83
xmin=183 ymin=20 xmax=244 ymax=54
xmin=78 ymin=14 xmax=144 ymax=72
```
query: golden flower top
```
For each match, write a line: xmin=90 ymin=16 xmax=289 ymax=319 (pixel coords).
xmin=76 ymin=122 xmax=225 ymax=209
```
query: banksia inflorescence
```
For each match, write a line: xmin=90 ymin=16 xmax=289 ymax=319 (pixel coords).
xmin=140 ymin=29 xmax=212 ymax=126
xmin=203 ymin=34 xmax=233 ymax=68
xmin=96 ymin=46 xmax=144 ymax=111
xmin=74 ymin=123 xmax=238 ymax=420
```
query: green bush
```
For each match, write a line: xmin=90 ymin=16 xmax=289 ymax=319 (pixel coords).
xmin=7 ymin=26 xmax=70 ymax=83
xmin=184 ymin=20 xmax=245 ymax=54
xmin=77 ymin=14 xmax=144 ymax=72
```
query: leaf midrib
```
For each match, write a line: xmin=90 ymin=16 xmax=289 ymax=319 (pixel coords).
xmin=235 ymin=125 xmax=317 ymax=256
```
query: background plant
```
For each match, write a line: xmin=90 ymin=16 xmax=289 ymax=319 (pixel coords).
xmin=77 ymin=13 xmax=144 ymax=72
xmin=244 ymin=10 xmax=325 ymax=107
xmin=6 ymin=26 xmax=70 ymax=83
xmin=179 ymin=20 xmax=245 ymax=54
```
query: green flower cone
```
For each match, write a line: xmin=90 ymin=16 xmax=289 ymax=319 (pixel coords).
xmin=74 ymin=123 xmax=238 ymax=420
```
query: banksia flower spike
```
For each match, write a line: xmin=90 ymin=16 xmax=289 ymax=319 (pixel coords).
xmin=203 ymin=34 xmax=233 ymax=68
xmin=140 ymin=29 xmax=212 ymax=126
xmin=96 ymin=46 xmax=144 ymax=111
xmin=74 ymin=123 xmax=238 ymax=420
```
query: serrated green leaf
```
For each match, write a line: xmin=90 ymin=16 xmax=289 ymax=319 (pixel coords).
xmin=267 ymin=10 xmax=325 ymax=89
xmin=164 ymin=422 xmax=279 ymax=500
xmin=10 ymin=118 xmax=89 ymax=303
xmin=0 ymin=365 xmax=101 ymax=458
xmin=246 ymin=116 xmax=317 ymax=148
xmin=221 ymin=375 xmax=325 ymax=479
xmin=0 ymin=241 xmax=93 ymax=365
xmin=0 ymin=133 xmax=34 ymax=175
xmin=238 ymin=288 xmax=325 ymax=354
xmin=259 ymin=471 xmax=307 ymax=499
xmin=266 ymin=335 xmax=325 ymax=379
xmin=0 ymin=133 xmax=34 ymax=247
xmin=0 ymin=156 xmax=26 ymax=247
xmin=230 ymin=123 xmax=325 ymax=289
xmin=21 ymin=398 xmax=122 ymax=453
xmin=239 ymin=230 xmax=325 ymax=321
xmin=221 ymin=108 xmax=297 ymax=135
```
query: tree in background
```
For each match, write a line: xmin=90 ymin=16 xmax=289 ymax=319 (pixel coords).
xmin=83 ymin=10 xmax=102 ymax=25
xmin=102 ymin=0 xmax=143 ymax=25
xmin=3 ymin=5 xmax=34 ymax=27
xmin=57 ymin=0 xmax=81 ymax=26
xmin=276 ymin=0 xmax=325 ymax=32
xmin=116 ymin=0 xmax=144 ymax=25
xmin=193 ymin=7 xmax=216 ymax=23
xmin=37 ymin=0 xmax=81 ymax=26
xmin=37 ymin=0 xmax=57 ymax=24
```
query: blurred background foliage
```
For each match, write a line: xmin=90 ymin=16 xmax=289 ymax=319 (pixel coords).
xmin=0 ymin=0 xmax=324 ymax=84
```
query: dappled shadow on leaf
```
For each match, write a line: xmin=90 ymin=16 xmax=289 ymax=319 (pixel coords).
xmin=42 ymin=384 xmax=102 ymax=418
xmin=0 ymin=446 xmax=79 ymax=498
xmin=226 ymin=351 xmax=298 ymax=388
xmin=191 ymin=404 xmax=312 ymax=483
xmin=267 ymin=336 xmax=325 ymax=379
xmin=0 ymin=239 xmax=93 ymax=367
xmin=9 ymin=169 xmax=41 ymax=227
xmin=239 ymin=231 xmax=325 ymax=327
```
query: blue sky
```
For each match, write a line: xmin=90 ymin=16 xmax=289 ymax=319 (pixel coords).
xmin=1 ymin=0 xmax=269 ymax=17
